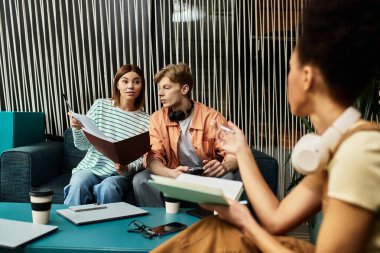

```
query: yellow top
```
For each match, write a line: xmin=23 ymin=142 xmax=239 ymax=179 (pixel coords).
xmin=327 ymin=130 xmax=380 ymax=252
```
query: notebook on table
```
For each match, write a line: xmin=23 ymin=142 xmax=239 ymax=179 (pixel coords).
xmin=0 ymin=218 xmax=58 ymax=249
xmin=56 ymin=202 xmax=149 ymax=225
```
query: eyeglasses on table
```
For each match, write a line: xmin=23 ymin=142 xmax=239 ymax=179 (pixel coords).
xmin=127 ymin=220 xmax=157 ymax=239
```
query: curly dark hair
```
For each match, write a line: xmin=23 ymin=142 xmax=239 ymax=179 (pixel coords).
xmin=298 ymin=0 xmax=380 ymax=106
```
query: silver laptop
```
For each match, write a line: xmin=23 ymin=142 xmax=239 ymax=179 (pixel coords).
xmin=0 ymin=218 xmax=58 ymax=248
xmin=56 ymin=202 xmax=149 ymax=225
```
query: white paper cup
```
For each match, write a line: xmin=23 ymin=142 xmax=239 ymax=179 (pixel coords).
xmin=165 ymin=201 xmax=180 ymax=214
xmin=164 ymin=197 xmax=180 ymax=214
xmin=29 ymin=188 xmax=53 ymax=224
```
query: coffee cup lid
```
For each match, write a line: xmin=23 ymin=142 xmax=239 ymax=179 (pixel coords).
xmin=164 ymin=196 xmax=179 ymax=203
xmin=29 ymin=187 xmax=53 ymax=197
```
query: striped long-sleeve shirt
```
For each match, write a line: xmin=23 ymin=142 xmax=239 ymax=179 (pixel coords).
xmin=72 ymin=99 xmax=150 ymax=178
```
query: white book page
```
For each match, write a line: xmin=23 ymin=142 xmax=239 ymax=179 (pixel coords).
xmin=150 ymin=175 xmax=223 ymax=195
xmin=71 ymin=112 xmax=110 ymax=140
xmin=176 ymin=174 xmax=243 ymax=199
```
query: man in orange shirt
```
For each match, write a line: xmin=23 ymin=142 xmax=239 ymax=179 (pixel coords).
xmin=133 ymin=63 xmax=239 ymax=207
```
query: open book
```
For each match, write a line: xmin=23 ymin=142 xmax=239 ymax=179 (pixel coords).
xmin=71 ymin=112 xmax=150 ymax=165
xmin=148 ymin=174 xmax=244 ymax=205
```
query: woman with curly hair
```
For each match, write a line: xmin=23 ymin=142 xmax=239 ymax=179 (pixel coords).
xmin=152 ymin=0 xmax=380 ymax=252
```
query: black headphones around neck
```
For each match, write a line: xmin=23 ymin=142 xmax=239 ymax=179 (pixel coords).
xmin=168 ymin=100 xmax=194 ymax=122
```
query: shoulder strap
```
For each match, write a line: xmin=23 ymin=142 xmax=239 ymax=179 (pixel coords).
xmin=322 ymin=122 xmax=380 ymax=214
xmin=331 ymin=121 xmax=380 ymax=156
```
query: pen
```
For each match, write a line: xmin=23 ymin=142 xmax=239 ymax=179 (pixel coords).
xmin=210 ymin=120 xmax=235 ymax=134
xmin=70 ymin=204 xmax=107 ymax=212
xmin=218 ymin=125 xmax=235 ymax=134
xmin=62 ymin=93 xmax=73 ymax=112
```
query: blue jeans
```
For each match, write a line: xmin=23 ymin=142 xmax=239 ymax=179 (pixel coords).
xmin=64 ymin=170 xmax=132 ymax=205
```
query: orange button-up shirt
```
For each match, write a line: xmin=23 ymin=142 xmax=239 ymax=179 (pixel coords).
xmin=145 ymin=102 xmax=235 ymax=169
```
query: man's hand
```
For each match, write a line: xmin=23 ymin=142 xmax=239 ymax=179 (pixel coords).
xmin=168 ymin=165 xmax=188 ymax=178
xmin=202 ymin=159 xmax=228 ymax=177
xmin=115 ymin=163 xmax=128 ymax=176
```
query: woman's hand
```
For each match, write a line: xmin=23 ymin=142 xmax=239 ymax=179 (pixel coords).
xmin=216 ymin=121 xmax=249 ymax=155
xmin=68 ymin=112 xmax=83 ymax=130
xmin=201 ymin=198 xmax=256 ymax=230
xmin=115 ymin=163 xmax=129 ymax=176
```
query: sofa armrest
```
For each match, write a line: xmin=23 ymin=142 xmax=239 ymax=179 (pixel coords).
xmin=0 ymin=141 xmax=63 ymax=202
xmin=251 ymin=148 xmax=279 ymax=195
xmin=309 ymin=211 xmax=323 ymax=244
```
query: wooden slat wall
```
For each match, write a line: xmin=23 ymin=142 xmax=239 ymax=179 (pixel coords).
xmin=0 ymin=0 xmax=309 ymax=197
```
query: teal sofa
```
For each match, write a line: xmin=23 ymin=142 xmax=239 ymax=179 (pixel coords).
xmin=309 ymin=211 xmax=323 ymax=244
xmin=1 ymin=128 xmax=279 ymax=205
xmin=0 ymin=128 xmax=86 ymax=203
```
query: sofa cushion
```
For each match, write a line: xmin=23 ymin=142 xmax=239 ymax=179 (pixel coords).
xmin=41 ymin=174 xmax=72 ymax=204
xmin=62 ymin=128 xmax=87 ymax=174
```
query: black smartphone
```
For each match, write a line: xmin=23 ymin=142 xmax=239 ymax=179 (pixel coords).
xmin=147 ymin=222 xmax=187 ymax=236
xmin=187 ymin=167 xmax=204 ymax=175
